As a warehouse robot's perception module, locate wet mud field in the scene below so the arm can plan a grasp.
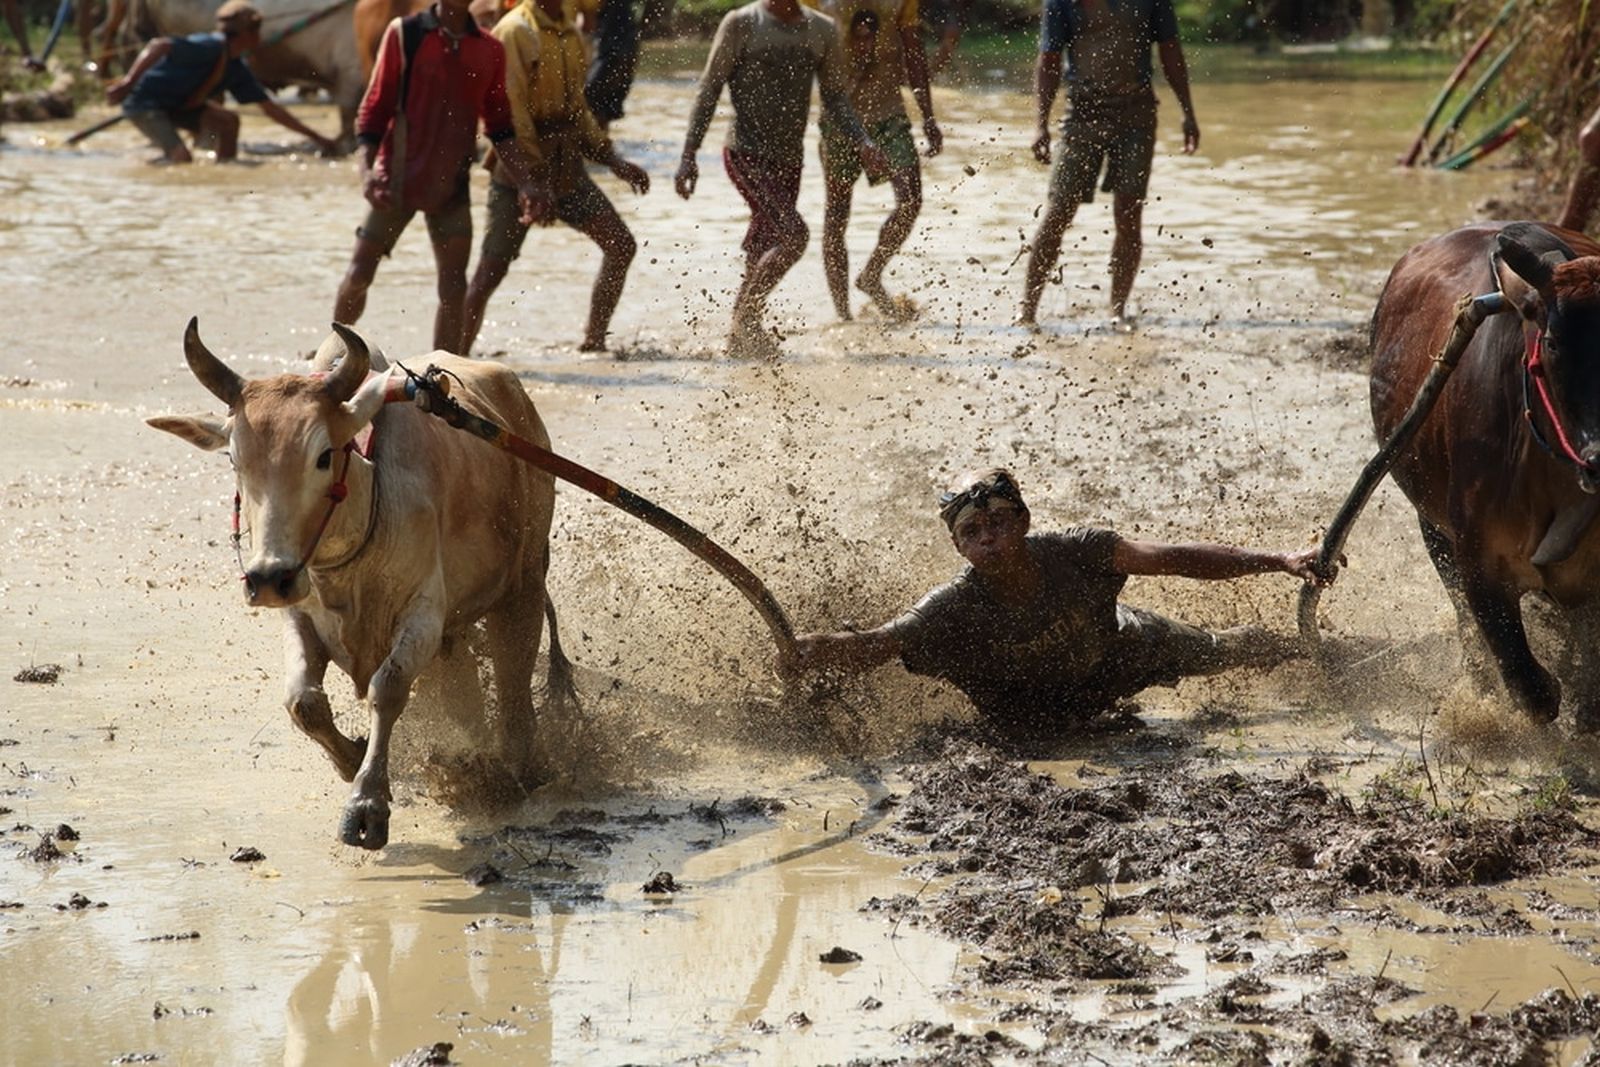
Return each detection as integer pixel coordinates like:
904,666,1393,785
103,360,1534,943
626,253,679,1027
5,49,1600,1064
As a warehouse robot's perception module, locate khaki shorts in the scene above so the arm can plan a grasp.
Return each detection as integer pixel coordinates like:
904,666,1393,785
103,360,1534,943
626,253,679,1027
1049,91,1158,204
126,106,204,155
479,173,610,263
356,176,473,256
820,115,918,186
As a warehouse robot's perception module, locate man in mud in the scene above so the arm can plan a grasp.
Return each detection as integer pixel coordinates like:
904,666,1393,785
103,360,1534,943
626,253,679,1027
459,0,651,355
807,2,941,321
333,0,544,352
675,0,888,358
1016,0,1198,330
781,468,1331,738
1559,102,1600,234
104,0,337,163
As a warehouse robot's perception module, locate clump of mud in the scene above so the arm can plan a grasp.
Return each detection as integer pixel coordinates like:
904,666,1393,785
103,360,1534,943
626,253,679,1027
879,741,1597,927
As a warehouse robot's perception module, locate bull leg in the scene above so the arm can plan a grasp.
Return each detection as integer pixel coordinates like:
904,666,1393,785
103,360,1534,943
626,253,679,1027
1561,601,1600,732
284,613,365,781
485,584,541,786
1418,517,1496,689
1459,575,1561,723
341,613,443,850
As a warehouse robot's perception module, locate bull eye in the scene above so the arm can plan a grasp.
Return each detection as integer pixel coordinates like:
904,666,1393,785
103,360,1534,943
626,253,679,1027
316,449,333,471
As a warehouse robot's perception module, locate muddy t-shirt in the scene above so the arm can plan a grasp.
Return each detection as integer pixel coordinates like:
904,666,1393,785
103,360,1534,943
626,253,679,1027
684,0,865,165
1039,0,1177,99
891,529,1127,720
806,0,919,123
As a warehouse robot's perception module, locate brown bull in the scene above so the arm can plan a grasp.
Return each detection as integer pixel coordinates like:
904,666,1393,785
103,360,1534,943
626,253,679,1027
1371,221,1600,727
149,320,571,848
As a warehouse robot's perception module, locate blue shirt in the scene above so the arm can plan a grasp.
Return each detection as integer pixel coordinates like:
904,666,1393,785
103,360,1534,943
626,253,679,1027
1039,0,1178,89
124,32,269,114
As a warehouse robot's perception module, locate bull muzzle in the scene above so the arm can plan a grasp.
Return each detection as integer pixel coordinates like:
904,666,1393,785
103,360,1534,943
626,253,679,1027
243,563,310,607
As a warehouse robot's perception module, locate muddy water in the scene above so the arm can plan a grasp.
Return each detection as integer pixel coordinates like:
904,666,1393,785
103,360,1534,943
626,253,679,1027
0,50,1583,1064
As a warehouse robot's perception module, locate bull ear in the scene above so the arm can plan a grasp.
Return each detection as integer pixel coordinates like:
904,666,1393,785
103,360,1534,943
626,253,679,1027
321,322,371,403
335,369,393,439
182,317,244,407
1496,223,1576,316
147,413,230,452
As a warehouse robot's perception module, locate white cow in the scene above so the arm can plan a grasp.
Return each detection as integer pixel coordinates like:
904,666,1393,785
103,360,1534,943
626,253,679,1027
149,320,572,849
133,0,368,143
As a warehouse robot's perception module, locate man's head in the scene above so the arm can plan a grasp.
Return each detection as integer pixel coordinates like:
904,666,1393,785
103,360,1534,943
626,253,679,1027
939,468,1031,570
216,0,263,50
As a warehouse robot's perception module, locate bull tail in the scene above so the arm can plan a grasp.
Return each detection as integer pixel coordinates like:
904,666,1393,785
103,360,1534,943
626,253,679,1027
541,593,580,714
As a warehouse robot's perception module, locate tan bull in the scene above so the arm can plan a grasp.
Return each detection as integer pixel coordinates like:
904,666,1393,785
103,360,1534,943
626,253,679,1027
149,320,571,848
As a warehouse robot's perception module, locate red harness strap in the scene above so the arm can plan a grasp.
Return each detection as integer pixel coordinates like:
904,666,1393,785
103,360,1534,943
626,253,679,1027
1523,327,1594,472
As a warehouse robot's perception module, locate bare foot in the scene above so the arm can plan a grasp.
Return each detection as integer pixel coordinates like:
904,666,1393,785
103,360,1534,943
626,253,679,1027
578,336,608,353
1109,313,1137,334
726,318,782,360
1013,309,1041,333
855,272,917,322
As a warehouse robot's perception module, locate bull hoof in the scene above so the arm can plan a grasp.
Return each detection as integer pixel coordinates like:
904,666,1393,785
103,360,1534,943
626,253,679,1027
1512,671,1561,725
1574,702,1600,734
338,797,390,850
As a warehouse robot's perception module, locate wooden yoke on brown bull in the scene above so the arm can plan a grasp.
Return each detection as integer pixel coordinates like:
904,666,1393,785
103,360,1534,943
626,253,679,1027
383,364,860,746
1297,290,1512,657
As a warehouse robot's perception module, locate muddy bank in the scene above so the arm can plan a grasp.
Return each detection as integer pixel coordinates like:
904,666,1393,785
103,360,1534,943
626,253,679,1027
855,739,1600,1064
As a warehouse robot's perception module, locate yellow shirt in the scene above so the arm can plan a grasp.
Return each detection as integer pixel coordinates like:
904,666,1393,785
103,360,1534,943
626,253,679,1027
803,0,919,123
491,0,609,180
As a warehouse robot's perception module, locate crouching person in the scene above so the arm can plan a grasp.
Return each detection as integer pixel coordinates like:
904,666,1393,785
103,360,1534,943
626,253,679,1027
781,468,1332,739
106,1,336,163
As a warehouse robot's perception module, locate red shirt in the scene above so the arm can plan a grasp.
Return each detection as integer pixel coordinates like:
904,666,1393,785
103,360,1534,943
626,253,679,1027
357,7,515,213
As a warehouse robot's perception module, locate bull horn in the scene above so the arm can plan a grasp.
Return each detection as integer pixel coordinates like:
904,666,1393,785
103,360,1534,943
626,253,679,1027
182,317,244,408
322,322,371,403
1497,224,1575,301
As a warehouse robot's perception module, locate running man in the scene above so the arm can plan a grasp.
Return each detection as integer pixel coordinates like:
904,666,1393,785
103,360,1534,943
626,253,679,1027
460,0,651,355
675,0,887,358
1559,102,1600,234
1017,0,1198,330
808,1,941,321
333,0,543,352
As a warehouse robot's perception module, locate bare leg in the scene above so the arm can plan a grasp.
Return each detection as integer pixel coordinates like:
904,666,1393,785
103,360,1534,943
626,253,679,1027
571,199,637,352
821,172,856,321
197,104,241,161
730,214,808,355
461,254,512,355
93,0,126,74
1109,192,1145,321
334,236,388,329
1018,195,1078,326
856,165,922,320
431,234,472,353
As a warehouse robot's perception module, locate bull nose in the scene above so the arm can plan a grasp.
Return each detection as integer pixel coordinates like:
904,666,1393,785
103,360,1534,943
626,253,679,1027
244,565,303,605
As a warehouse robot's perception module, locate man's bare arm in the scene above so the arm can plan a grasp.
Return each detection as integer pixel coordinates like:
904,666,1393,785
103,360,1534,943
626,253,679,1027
1157,38,1198,152
899,25,940,155
1032,49,1060,162
1112,537,1330,585
781,625,903,677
